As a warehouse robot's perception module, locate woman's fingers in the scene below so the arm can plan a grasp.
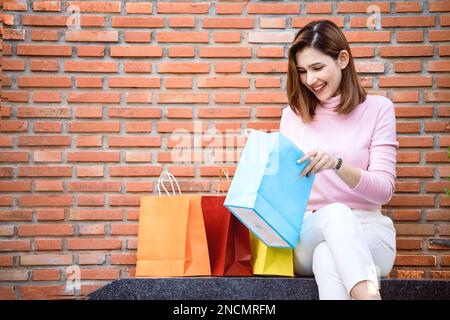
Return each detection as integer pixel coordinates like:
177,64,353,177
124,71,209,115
310,157,330,174
297,150,316,164
299,152,334,177
300,152,320,177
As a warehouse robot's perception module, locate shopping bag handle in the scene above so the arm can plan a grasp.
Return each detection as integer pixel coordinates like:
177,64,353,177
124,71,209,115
216,168,230,195
157,170,181,196
244,128,254,138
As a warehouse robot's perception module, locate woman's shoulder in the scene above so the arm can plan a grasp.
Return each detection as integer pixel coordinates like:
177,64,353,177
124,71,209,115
282,105,298,119
364,94,394,110
363,94,396,125
282,105,294,114
281,106,306,131
282,105,307,123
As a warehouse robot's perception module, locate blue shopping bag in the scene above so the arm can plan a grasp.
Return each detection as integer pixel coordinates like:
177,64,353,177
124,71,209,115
224,130,315,248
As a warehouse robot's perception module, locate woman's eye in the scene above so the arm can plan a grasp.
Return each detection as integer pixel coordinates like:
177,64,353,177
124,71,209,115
297,67,323,73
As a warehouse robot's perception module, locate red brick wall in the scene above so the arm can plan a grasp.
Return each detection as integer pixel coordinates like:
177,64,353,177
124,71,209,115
0,0,449,299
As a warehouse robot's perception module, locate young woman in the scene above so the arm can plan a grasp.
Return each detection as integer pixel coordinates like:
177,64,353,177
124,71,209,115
280,20,398,300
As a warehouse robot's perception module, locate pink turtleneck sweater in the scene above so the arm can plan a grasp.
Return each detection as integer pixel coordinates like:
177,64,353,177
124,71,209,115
280,94,399,210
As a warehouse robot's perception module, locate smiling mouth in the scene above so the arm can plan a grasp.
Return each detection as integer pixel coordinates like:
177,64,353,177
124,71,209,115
313,83,327,92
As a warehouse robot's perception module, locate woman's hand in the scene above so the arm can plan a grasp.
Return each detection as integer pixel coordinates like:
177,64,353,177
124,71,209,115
297,149,338,177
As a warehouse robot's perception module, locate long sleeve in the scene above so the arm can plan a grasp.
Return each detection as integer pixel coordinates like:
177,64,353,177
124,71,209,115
351,102,399,205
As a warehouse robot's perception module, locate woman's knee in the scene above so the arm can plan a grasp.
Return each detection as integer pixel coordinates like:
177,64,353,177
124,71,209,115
321,202,353,217
316,203,357,229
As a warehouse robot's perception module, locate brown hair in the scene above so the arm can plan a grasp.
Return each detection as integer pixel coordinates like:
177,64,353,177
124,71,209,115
287,20,366,123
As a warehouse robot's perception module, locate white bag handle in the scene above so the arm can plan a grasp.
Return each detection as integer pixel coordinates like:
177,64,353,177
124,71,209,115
216,168,230,195
157,170,181,196
244,128,254,138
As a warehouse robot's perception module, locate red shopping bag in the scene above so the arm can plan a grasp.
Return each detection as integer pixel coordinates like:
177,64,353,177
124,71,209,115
201,169,253,276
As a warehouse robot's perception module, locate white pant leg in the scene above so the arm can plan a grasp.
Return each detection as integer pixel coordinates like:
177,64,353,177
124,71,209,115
294,203,396,299
352,209,397,279
312,242,350,300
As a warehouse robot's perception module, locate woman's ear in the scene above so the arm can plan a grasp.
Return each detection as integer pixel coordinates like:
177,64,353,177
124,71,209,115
338,50,350,69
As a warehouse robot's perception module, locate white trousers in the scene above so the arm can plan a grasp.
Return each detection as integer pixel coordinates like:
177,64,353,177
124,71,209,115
294,203,396,300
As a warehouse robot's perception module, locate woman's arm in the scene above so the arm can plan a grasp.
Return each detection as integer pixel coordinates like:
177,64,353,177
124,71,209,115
350,103,399,204
334,160,361,189
299,102,399,205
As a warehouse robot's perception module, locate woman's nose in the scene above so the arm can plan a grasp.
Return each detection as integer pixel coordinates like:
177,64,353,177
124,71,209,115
306,73,317,86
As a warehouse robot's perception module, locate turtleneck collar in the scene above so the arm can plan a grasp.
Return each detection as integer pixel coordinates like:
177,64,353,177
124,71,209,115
317,94,341,114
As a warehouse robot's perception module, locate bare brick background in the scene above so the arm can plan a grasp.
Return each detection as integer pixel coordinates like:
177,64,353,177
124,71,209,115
0,0,449,299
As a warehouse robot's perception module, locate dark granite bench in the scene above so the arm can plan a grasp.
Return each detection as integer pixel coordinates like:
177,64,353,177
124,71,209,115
87,277,450,300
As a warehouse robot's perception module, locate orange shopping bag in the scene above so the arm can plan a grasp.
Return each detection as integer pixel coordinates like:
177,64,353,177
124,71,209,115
136,171,211,277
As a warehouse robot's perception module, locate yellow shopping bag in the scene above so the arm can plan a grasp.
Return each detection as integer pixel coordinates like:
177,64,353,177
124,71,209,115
249,232,294,277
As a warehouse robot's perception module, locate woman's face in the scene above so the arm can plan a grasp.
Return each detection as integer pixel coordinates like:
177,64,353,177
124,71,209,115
295,47,349,101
